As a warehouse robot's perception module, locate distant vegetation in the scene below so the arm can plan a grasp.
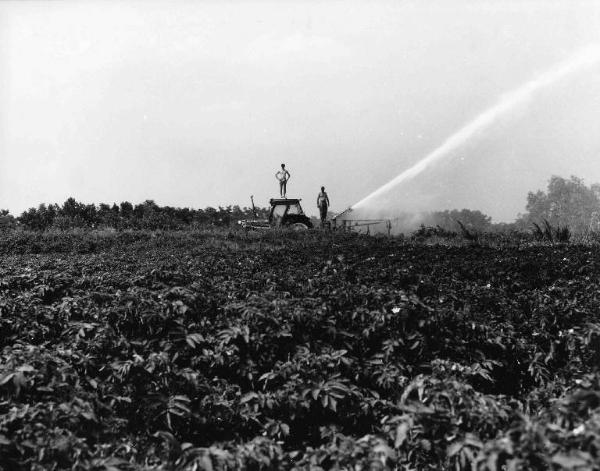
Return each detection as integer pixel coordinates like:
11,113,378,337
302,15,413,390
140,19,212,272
420,209,492,233
0,198,269,231
1,175,599,234
517,175,600,232
415,175,600,237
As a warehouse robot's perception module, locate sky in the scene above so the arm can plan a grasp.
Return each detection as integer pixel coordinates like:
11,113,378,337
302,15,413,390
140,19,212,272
1,0,600,221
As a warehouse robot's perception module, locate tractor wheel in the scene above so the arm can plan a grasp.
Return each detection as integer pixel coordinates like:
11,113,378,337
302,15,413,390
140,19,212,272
282,215,313,230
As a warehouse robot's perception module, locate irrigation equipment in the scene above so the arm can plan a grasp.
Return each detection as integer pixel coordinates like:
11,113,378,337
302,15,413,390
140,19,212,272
332,208,393,235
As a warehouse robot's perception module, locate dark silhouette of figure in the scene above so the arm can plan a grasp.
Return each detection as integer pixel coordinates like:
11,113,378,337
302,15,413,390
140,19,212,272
317,186,330,227
275,164,291,198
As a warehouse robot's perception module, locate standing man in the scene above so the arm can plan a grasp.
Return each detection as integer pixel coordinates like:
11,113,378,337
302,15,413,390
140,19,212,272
317,186,330,228
275,163,291,198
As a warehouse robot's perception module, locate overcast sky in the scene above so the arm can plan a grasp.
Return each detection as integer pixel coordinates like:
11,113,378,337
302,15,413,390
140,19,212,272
2,0,600,220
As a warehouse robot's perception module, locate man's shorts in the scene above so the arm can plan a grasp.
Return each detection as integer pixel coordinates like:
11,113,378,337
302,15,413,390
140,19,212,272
319,204,328,220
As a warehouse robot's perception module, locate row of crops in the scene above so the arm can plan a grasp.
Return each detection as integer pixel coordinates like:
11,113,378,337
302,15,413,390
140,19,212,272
0,230,599,469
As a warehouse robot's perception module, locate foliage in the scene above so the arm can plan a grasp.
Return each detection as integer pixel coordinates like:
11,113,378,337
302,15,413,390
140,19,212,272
532,220,572,244
411,224,457,240
16,198,270,231
1,230,600,469
0,210,16,231
456,220,480,242
519,175,600,232
417,209,492,234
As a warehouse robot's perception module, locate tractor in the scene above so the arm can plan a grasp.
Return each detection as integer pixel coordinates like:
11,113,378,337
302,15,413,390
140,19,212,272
238,197,313,230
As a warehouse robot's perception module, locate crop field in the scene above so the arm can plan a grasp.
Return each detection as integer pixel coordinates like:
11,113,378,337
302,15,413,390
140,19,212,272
1,230,600,470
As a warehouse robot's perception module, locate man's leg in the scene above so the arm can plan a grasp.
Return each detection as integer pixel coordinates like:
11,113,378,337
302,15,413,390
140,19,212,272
282,181,287,197
279,181,284,197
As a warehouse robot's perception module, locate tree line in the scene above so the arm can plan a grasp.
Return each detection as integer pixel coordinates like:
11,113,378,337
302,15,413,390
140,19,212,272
418,175,600,234
1,175,600,232
0,198,269,231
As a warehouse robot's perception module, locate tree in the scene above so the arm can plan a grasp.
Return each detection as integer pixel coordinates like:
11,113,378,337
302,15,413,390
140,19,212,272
519,175,600,232
62,197,82,218
19,208,37,230
82,204,98,226
98,203,119,228
120,201,134,218
423,209,492,232
15,198,270,231
0,209,16,230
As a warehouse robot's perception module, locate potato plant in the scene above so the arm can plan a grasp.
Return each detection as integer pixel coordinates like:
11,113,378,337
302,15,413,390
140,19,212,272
0,230,599,470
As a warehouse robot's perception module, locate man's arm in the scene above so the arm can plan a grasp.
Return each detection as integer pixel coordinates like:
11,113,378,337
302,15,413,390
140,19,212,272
326,194,330,206
285,170,291,180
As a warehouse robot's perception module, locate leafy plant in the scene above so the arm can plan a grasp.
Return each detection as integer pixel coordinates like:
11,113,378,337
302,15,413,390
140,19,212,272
0,229,599,469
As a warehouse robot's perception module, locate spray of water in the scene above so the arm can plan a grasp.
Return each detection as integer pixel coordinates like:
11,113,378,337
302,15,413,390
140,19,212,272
352,45,600,210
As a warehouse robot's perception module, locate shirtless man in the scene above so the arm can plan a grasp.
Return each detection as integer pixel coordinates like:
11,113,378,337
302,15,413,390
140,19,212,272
275,163,291,198
317,186,330,227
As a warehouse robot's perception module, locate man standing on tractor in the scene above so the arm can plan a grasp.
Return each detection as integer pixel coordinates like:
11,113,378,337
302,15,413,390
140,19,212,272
317,186,330,228
275,163,291,198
